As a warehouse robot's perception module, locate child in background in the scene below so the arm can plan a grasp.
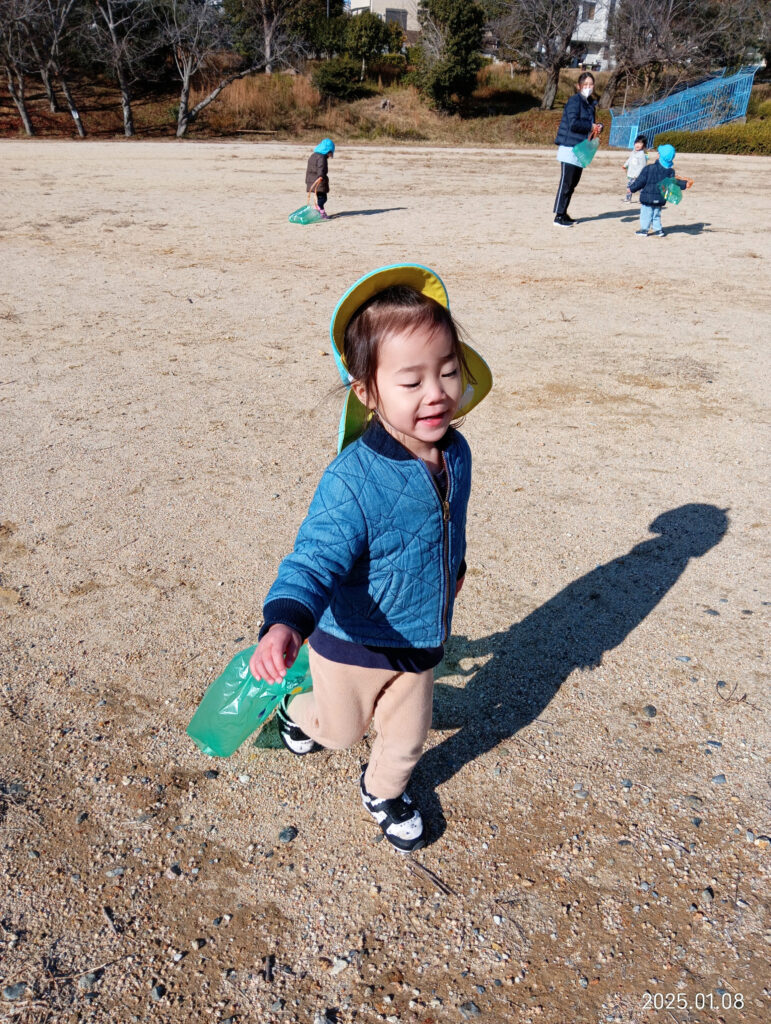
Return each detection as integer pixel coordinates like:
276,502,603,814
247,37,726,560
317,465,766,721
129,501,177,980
622,134,648,202
628,143,694,237
250,264,492,853
305,138,335,219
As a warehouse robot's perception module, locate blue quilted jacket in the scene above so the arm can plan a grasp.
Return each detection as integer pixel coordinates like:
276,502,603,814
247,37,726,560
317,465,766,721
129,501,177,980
261,420,472,648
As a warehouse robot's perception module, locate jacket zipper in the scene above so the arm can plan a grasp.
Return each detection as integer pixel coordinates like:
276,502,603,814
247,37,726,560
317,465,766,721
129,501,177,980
424,452,452,642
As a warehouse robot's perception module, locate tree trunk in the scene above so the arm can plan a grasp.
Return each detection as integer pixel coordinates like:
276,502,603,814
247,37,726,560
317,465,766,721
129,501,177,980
57,70,86,137
182,64,265,135
263,14,273,73
116,63,135,137
6,68,34,136
40,64,59,112
600,68,624,109
541,66,560,110
176,72,191,138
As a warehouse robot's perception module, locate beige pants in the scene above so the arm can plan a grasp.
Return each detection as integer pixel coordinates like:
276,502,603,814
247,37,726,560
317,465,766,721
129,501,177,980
287,647,434,800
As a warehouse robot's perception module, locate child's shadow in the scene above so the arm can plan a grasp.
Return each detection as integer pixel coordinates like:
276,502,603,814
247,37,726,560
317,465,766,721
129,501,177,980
664,222,710,235
330,207,407,219
414,503,728,844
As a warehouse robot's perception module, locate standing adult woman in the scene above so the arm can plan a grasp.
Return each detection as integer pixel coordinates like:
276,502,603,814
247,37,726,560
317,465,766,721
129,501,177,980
553,72,603,227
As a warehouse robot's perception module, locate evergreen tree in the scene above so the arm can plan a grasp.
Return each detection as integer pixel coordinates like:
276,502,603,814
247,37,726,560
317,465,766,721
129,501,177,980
416,0,484,111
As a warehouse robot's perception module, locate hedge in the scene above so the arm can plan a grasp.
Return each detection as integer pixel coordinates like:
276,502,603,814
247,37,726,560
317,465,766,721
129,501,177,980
654,121,771,155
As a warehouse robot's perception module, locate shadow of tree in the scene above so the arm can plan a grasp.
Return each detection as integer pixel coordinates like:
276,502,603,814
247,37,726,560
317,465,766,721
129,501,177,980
414,503,729,844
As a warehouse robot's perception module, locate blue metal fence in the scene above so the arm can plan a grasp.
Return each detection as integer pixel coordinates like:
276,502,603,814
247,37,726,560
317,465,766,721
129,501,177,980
609,65,761,149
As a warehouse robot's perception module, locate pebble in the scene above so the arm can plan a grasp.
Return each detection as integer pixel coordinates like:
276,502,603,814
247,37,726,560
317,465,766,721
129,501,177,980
150,984,166,1001
238,774,250,784
675,656,691,663
700,887,714,906
579,976,589,988
77,972,98,990
621,779,633,789
271,999,285,1010
279,826,298,843
105,866,124,877
459,1002,481,1018
192,938,206,950
204,769,219,779
76,811,88,824
746,830,755,842
711,774,727,785
3,983,27,1001
643,705,657,718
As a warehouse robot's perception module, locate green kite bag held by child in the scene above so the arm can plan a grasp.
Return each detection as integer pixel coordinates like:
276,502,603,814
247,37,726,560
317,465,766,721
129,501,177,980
187,644,312,757
289,179,323,224
659,177,683,204
289,201,322,225
572,137,599,168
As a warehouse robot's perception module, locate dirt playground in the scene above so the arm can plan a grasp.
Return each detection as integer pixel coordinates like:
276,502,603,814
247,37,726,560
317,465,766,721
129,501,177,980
0,141,769,1024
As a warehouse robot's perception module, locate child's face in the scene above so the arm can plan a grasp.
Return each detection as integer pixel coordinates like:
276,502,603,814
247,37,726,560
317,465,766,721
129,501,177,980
352,323,464,461
634,141,644,151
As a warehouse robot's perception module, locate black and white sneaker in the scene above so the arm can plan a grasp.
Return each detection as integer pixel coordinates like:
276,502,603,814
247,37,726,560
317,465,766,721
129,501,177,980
275,697,321,756
359,767,425,853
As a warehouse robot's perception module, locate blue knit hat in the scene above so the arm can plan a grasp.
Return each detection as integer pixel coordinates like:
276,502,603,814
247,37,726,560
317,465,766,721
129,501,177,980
314,138,335,155
658,144,676,168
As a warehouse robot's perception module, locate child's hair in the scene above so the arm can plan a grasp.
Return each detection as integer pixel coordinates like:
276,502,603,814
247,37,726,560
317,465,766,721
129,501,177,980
577,71,595,87
343,285,475,406
635,134,648,147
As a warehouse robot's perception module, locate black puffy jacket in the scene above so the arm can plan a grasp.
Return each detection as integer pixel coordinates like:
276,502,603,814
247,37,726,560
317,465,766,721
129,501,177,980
554,93,596,147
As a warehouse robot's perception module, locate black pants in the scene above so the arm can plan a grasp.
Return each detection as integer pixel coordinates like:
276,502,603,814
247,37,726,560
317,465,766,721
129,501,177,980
553,163,583,216
315,191,327,210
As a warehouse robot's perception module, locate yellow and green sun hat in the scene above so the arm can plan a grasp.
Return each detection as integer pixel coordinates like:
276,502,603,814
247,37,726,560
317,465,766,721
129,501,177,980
330,263,492,452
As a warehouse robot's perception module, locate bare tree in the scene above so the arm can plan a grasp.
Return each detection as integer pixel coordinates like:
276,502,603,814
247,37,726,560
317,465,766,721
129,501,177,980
23,0,86,134
600,0,757,109
158,0,283,138
0,0,37,135
90,0,160,137
494,0,582,109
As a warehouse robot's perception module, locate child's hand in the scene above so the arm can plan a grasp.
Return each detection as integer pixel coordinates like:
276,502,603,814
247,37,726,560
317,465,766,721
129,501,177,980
684,178,694,189
249,625,302,684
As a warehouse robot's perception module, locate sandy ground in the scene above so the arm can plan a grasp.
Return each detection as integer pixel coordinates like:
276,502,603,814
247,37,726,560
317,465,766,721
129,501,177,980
0,141,770,1024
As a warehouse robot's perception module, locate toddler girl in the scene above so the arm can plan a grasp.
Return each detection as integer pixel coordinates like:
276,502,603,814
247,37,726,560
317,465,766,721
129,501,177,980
622,134,648,202
305,138,334,219
250,264,492,852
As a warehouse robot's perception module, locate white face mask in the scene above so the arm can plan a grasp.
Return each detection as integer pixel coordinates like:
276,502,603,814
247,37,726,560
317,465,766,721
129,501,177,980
581,86,593,98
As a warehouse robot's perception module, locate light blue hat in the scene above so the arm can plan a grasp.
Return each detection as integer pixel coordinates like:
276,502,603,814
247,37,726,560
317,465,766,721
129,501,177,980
314,138,335,155
658,143,676,168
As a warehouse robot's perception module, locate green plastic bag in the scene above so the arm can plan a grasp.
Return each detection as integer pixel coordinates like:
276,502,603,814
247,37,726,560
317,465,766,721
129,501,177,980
289,204,322,225
659,177,683,204
187,644,312,757
572,138,599,168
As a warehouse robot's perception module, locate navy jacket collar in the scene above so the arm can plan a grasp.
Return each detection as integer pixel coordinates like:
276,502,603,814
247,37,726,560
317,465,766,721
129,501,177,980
360,417,455,461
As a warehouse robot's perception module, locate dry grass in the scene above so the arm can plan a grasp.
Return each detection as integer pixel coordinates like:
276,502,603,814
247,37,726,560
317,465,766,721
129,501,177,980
190,72,322,134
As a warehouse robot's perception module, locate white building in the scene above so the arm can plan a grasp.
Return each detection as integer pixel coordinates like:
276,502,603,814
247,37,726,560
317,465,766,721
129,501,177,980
349,0,421,35
571,0,615,71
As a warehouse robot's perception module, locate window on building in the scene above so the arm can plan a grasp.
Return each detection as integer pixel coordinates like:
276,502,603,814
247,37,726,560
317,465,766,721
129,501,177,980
581,2,596,20
385,8,408,31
